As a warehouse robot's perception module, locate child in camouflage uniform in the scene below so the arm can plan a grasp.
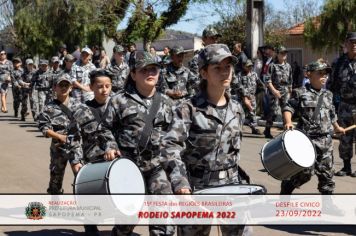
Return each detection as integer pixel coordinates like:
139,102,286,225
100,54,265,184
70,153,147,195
281,60,345,195
38,74,82,194
233,59,264,134
160,44,251,236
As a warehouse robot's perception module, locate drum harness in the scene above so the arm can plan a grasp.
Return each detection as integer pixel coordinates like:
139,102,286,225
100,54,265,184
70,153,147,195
137,92,163,177
307,91,329,138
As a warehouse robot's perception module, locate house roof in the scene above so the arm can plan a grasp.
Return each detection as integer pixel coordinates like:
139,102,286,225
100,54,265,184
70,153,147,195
287,17,320,35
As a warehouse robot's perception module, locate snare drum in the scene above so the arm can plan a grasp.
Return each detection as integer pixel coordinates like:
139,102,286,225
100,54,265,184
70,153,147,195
261,129,316,180
73,158,146,216
194,184,266,195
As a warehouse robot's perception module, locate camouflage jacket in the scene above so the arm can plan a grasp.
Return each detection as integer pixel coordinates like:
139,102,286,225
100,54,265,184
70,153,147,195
283,84,337,135
159,63,198,98
71,60,96,101
99,84,174,172
48,68,63,89
72,99,110,162
265,62,293,90
160,92,245,192
106,61,130,93
11,68,24,88
231,71,263,98
188,50,202,77
31,69,52,90
38,98,82,154
0,60,13,75
327,54,356,102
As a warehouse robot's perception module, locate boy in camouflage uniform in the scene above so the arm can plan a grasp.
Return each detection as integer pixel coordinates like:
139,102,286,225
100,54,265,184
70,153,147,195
20,59,36,121
73,69,114,236
264,46,293,138
232,59,264,134
71,47,96,103
160,44,252,236
0,50,13,113
100,51,175,236
160,45,198,101
281,60,345,195
11,58,24,118
327,32,356,177
31,59,52,121
106,45,130,94
188,26,221,77
38,74,82,194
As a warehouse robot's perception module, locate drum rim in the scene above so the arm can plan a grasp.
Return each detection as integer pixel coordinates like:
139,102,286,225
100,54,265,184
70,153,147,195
193,184,267,195
106,157,147,195
72,159,111,194
260,128,316,180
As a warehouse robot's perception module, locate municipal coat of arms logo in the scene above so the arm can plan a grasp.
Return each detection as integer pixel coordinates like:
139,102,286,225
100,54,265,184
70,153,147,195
25,202,46,220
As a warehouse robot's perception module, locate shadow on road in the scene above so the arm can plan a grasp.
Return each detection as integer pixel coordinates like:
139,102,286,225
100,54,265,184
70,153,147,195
265,225,356,236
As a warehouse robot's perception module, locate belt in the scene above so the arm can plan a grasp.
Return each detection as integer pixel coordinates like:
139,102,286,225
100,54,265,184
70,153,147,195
190,165,238,180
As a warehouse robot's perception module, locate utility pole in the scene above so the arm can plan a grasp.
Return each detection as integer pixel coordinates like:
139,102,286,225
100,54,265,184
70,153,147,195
246,0,264,59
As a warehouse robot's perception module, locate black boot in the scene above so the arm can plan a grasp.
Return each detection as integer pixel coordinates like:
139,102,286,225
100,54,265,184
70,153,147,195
14,110,18,118
263,127,273,139
251,127,262,135
335,160,351,176
20,115,25,121
84,225,99,236
280,181,295,194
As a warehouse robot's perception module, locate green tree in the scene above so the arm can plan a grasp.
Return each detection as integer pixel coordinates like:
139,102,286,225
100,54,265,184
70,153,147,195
13,0,104,57
115,0,191,51
304,0,355,51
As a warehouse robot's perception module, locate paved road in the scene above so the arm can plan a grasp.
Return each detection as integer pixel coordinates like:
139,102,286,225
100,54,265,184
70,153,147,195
0,91,355,235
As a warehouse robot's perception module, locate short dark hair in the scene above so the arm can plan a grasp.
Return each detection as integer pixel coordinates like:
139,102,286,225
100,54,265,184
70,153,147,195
89,69,112,85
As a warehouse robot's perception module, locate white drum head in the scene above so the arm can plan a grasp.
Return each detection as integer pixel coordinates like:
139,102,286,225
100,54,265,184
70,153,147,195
283,130,315,168
195,185,265,194
108,158,145,216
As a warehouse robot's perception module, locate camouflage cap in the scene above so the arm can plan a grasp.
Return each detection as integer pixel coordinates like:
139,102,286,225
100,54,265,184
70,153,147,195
12,57,22,63
306,60,332,73
81,47,93,55
54,73,72,85
170,45,185,55
39,59,49,65
346,32,356,40
129,51,160,70
202,26,222,38
276,45,288,53
244,59,253,67
113,45,125,53
64,54,75,62
25,59,34,65
198,44,237,70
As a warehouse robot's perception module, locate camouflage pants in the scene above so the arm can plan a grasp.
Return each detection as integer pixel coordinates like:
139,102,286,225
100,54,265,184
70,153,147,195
242,96,257,128
281,134,335,194
21,89,31,117
337,102,356,161
12,87,22,114
113,168,175,236
47,142,82,194
265,88,289,127
31,89,47,120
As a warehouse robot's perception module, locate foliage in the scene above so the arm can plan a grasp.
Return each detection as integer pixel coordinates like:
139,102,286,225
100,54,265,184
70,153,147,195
13,0,104,57
304,0,355,51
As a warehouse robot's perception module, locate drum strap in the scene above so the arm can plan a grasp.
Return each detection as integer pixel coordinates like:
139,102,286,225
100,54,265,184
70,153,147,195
53,99,73,119
311,92,324,122
137,92,162,154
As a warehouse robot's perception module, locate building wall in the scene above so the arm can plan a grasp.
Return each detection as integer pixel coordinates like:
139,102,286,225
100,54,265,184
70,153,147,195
284,35,339,66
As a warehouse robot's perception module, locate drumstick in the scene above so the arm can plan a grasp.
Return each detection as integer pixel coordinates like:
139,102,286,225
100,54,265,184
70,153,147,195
344,124,356,132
